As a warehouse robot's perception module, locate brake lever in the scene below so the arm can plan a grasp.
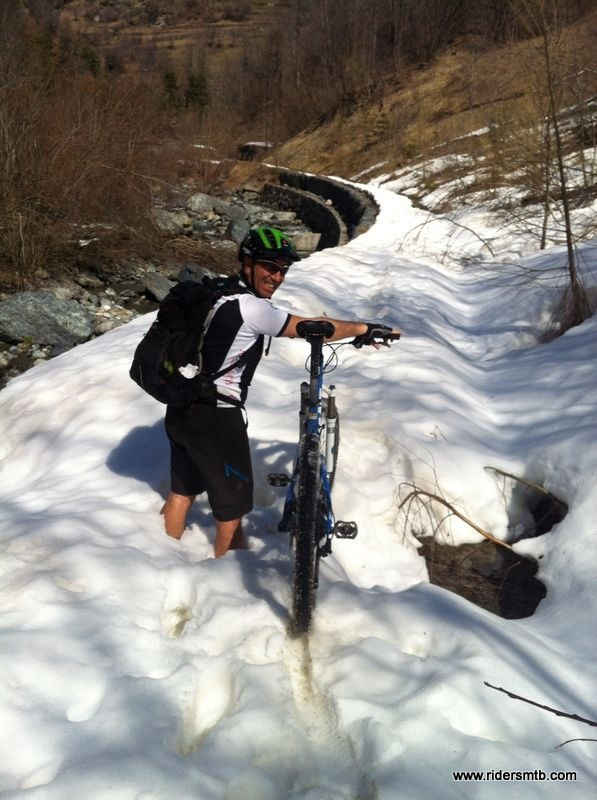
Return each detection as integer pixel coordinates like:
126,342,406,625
374,336,399,348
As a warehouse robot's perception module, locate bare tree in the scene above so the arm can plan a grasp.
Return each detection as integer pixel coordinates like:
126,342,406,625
515,0,591,332
0,14,181,287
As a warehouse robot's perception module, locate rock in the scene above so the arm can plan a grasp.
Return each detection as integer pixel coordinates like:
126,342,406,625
237,202,265,219
237,190,260,203
191,219,212,235
152,208,193,235
143,272,175,302
0,291,94,347
75,273,104,289
271,211,297,222
213,200,247,222
94,318,122,335
292,231,322,253
187,194,247,221
226,219,250,243
85,293,101,308
176,264,217,283
187,192,216,216
113,308,134,321
50,286,76,301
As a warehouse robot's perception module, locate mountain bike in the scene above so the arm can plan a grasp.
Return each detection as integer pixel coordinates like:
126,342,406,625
268,321,400,634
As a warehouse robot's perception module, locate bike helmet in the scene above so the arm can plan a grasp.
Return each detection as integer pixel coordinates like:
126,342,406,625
238,226,300,264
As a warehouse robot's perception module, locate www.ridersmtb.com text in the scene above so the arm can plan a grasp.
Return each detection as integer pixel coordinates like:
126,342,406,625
453,769,577,782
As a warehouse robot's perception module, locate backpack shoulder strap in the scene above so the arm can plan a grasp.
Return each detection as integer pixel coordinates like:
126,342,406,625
157,280,217,330
204,274,252,298
199,275,254,384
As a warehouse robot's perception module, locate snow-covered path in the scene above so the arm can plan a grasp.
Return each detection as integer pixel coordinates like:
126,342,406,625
1,186,596,799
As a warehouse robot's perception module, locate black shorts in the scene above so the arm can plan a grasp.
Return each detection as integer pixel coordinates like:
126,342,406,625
164,404,253,522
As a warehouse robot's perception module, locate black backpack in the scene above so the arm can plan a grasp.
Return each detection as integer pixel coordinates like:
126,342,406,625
129,276,249,407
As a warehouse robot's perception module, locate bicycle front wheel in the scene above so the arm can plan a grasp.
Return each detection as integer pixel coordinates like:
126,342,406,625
291,432,320,634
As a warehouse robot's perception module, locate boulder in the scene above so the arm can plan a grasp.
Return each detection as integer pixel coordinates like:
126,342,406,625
176,264,217,284
292,231,322,253
153,208,193,235
226,219,250,243
271,211,297,222
213,200,247,222
143,272,175,302
187,192,216,216
0,291,94,347
94,318,122,335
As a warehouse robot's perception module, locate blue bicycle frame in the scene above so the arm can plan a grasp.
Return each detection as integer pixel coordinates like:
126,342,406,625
276,320,346,563
269,320,396,632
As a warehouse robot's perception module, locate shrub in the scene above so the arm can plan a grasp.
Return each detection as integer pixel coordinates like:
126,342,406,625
0,19,178,286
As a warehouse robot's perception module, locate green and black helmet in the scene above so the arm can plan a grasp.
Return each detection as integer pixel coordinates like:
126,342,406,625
238,227,300,264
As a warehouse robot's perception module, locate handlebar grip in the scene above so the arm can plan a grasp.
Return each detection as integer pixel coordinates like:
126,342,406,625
352,326,400,348
296,320,336,339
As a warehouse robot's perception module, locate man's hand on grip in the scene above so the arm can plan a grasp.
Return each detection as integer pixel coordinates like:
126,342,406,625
352,322,399,349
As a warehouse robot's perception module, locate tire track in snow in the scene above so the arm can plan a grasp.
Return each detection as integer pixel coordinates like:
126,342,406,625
283,632,377,800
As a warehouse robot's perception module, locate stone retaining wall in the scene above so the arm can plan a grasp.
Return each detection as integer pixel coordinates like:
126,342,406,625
279,171,379,239
259,183,345,251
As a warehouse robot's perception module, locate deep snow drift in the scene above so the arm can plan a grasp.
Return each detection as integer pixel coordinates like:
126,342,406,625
1,181,596,799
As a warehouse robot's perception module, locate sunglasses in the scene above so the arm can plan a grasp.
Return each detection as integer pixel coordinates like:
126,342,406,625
256,260,291,277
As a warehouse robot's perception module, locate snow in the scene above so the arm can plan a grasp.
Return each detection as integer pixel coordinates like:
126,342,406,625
1,173,596,799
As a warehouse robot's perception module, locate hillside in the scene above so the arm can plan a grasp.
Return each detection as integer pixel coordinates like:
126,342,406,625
263,9,597,183
54,0,283,101
3,2,595,293
28,2,597,174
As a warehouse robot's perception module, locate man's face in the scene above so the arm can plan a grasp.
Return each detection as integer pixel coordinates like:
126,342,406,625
244,258,290,299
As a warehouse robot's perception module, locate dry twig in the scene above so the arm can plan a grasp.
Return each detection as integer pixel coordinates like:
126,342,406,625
399,483,512,550
555,738,597,749
484,682,597,728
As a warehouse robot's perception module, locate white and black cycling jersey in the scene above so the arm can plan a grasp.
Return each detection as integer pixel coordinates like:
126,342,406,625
202,291,290,406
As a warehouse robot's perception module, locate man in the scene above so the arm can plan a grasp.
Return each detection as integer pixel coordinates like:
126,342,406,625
162,227,397,556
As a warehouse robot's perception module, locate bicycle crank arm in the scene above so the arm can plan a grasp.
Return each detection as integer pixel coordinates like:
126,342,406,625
333,521,358,539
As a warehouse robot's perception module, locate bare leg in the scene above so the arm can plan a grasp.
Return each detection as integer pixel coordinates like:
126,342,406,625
161,492,196,539
214,518,248,558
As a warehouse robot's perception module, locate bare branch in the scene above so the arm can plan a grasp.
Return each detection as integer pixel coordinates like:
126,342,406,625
484,466,568,512
399,483,512,550
555,738,597,749
484,682,597,727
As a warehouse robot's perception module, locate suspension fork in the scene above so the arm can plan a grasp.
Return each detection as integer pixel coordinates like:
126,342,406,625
324,385,337,476
305,334,336,479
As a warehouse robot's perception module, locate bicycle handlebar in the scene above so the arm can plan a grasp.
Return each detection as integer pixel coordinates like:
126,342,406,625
295,320,400,347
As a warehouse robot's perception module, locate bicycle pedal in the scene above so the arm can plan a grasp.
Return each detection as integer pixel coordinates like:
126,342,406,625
333,521,358,539
268,473,290,487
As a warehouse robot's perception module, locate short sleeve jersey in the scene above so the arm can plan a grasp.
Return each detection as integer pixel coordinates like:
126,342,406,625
202,290,290,406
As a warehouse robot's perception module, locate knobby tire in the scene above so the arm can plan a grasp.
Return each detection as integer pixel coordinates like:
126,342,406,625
291,433,320,634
